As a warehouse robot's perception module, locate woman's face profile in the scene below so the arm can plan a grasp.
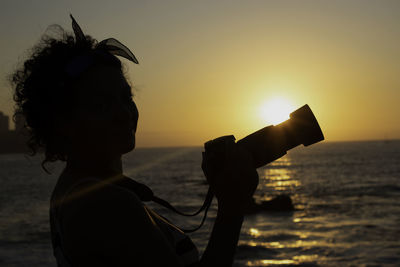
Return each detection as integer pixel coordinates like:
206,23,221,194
70,63,138,156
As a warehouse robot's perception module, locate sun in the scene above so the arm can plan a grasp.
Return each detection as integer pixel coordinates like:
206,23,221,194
260,97,295,125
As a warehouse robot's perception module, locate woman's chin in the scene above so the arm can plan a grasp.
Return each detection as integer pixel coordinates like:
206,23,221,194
122,137,135,154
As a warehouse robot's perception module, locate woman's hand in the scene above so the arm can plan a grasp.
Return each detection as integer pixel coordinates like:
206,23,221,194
202,136,259,216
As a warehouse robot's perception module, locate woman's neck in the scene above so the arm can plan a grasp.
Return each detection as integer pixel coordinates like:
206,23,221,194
66,154,123,177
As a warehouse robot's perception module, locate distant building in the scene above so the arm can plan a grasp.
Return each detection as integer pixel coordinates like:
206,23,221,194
0,112,8,133
0,111,28,153
14,113,25,134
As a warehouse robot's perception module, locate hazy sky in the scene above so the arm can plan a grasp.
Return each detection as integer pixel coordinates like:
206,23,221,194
1,0,400,147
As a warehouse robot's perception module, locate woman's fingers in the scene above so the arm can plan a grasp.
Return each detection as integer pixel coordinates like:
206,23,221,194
202,141,259,213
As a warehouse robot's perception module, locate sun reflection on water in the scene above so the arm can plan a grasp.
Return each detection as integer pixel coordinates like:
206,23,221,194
247,259,296,266
246,254,321,266
241,239,326,250
249,228,260,238
259,156,301,195
241,155,323,267
292,254,319,261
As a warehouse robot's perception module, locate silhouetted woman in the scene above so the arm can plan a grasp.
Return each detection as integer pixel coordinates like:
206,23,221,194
11,15,258,267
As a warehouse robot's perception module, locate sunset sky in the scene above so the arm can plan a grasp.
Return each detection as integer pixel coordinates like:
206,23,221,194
1,0,399,147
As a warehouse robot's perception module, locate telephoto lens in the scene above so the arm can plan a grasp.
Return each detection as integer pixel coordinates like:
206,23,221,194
236,104,324,168
204,105,324,169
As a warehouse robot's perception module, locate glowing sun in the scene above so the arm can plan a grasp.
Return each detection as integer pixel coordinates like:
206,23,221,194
260,97,295,125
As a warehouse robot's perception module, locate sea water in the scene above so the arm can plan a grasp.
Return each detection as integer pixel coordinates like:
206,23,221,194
0,141,399,266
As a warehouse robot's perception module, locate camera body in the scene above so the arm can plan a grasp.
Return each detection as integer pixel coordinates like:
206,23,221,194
204,104,324,168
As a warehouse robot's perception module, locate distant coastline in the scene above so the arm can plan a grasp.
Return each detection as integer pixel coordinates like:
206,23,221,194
0,111,28,154
1,108,398,154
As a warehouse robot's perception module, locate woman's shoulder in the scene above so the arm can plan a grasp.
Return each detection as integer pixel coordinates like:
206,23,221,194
59,175,151,243
58,175,185,266
60,175,144,216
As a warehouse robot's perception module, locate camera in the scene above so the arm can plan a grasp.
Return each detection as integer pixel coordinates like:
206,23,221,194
204,104,324,168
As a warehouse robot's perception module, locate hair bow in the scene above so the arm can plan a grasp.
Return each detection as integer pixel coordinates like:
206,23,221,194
70,14,138,64
65,15,139,78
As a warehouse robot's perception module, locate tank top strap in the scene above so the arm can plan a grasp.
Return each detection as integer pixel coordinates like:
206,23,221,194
145,207,199,266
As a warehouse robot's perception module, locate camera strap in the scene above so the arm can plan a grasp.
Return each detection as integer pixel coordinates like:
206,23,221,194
120,176,213,233
152,189,213,233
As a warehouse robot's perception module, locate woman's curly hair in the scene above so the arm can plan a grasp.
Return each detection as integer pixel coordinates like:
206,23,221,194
10,25,121,171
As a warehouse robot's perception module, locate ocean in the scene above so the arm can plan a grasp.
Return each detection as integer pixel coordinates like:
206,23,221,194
0,141,399,266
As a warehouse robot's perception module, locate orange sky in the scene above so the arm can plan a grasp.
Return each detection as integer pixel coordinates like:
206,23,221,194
1,0,400,147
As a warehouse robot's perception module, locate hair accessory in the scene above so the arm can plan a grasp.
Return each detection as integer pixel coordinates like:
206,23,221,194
70,14,86,44
97,38,139,64
65,14,139,78
70,14,138,64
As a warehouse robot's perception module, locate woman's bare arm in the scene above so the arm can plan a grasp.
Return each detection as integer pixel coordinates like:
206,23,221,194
196,140,259,267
